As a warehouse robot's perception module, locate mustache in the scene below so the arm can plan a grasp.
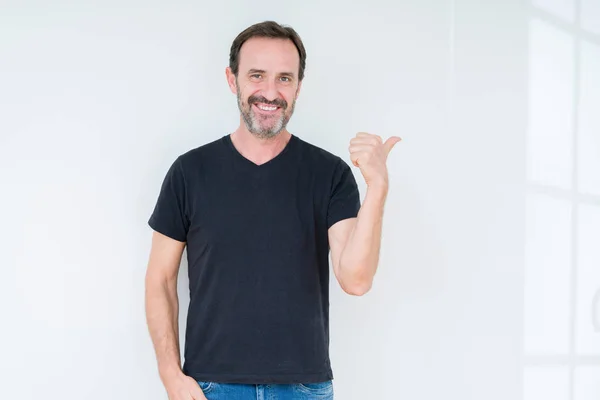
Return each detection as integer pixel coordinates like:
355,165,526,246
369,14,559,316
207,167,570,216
248,95,287,109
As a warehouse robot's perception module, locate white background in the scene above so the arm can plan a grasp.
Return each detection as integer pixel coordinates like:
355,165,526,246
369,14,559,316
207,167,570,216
1,0,599,399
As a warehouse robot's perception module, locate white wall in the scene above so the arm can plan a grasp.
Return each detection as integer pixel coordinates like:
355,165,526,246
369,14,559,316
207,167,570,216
1,1,599,399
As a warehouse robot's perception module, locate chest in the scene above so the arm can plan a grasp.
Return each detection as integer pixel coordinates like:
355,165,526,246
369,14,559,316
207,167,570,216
186,167,329,251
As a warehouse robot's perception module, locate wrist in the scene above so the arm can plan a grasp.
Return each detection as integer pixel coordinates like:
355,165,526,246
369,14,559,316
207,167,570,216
159,363,184,383
366,180,389,197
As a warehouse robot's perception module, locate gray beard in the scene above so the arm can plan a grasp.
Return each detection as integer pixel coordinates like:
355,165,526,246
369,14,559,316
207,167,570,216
236,89,296,140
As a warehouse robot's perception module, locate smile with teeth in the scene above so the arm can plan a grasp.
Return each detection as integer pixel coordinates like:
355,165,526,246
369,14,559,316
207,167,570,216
254,103,280,112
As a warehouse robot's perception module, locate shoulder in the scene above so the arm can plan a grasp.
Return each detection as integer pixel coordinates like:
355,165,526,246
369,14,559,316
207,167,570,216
173,135,229,171
294,137,355,187
294,135,348,170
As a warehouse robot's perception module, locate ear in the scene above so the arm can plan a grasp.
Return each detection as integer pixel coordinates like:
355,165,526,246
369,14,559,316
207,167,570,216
225,67,237,94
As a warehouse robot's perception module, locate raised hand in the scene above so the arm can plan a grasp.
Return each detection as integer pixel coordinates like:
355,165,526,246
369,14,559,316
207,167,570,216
348,132,401,187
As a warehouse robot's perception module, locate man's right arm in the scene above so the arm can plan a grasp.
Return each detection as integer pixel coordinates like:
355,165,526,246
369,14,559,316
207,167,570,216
145,230,205,400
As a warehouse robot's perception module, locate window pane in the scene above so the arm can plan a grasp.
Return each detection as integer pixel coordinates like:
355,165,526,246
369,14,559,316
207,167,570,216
576,203,600,355
577,41,600,196
574,366,600,400
581,0,600,35
524,366,570,400
533,0,575,22
527,19,574,189
524,193,572,354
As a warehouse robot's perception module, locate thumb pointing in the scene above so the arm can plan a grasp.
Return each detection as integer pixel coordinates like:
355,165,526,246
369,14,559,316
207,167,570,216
383,136,402,154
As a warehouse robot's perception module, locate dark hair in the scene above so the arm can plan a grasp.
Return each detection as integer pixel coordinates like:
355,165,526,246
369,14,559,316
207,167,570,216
229,21,307,81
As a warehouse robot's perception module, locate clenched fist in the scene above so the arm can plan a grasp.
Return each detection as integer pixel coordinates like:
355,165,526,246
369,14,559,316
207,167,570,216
348,132,401,187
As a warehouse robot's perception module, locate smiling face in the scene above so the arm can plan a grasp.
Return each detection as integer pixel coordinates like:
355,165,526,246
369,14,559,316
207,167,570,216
227,37,302,139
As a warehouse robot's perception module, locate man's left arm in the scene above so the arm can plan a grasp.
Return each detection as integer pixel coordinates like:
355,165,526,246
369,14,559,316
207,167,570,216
329,132,401,296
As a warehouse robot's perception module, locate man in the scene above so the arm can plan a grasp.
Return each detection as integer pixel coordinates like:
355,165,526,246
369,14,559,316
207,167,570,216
145,20,400,400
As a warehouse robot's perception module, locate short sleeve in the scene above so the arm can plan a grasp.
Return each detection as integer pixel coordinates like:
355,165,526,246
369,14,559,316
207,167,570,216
327,159,361,229
148,156,190,242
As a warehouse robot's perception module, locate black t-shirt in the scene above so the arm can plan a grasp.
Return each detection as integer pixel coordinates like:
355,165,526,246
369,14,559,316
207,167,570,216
148,134,360,384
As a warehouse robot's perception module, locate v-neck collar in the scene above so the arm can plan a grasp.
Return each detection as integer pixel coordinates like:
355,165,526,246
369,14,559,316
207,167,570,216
224,134,297,168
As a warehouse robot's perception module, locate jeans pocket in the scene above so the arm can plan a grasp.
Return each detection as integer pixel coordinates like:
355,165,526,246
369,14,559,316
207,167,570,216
197,381,215,394
296,380,334,396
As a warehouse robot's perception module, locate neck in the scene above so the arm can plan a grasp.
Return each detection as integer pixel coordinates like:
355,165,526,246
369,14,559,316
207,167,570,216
230,123,292,166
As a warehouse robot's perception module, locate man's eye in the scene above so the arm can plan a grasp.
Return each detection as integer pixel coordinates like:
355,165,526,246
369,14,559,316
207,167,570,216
280,77,290,82
251,74,262,79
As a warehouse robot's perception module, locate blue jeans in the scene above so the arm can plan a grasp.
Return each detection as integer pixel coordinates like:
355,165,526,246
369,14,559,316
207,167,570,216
197,380,334,399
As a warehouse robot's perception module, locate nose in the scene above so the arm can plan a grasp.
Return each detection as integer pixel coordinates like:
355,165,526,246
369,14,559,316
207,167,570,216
261,78,279,102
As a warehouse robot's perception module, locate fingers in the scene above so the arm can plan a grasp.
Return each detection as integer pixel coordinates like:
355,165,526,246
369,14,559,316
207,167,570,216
350,134,401,154
189,379,207,399
349,133,401,168
191,387,206,400
349,150,373,167
356,132,382,143
348,144,375,153
351,134,381,147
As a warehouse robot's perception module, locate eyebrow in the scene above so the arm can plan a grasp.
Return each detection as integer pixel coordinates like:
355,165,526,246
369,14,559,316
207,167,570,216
248,69,296,77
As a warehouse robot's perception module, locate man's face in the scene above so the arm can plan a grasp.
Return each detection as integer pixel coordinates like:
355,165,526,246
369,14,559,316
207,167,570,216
228,37,302,139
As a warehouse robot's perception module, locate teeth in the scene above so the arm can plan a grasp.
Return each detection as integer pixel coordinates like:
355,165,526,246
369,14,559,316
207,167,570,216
257,104,277,111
